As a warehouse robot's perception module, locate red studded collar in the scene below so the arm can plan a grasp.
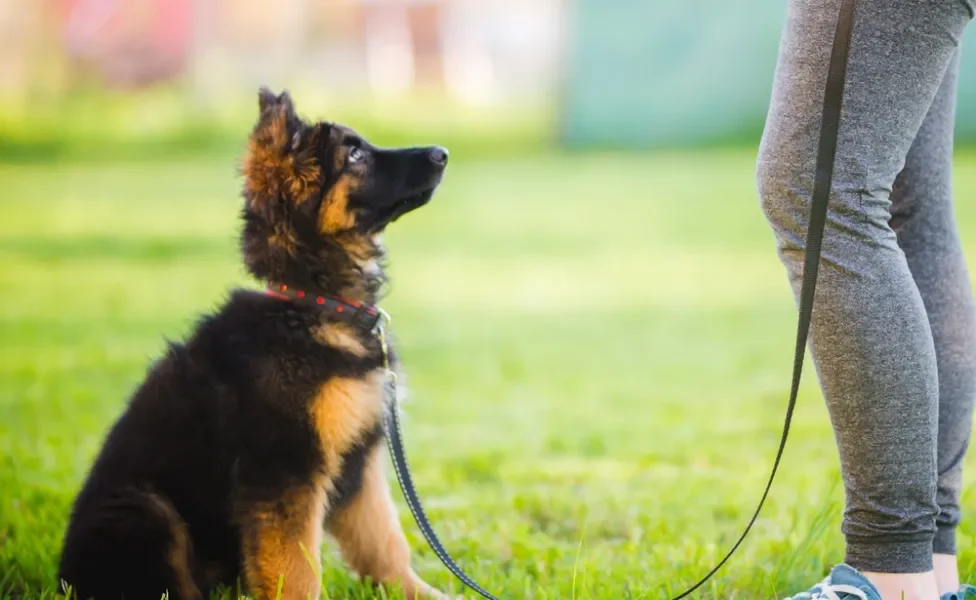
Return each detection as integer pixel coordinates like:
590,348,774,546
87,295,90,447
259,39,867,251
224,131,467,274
265,282,382,332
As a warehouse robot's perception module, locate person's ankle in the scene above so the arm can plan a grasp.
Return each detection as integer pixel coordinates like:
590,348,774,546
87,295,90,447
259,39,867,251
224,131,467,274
933,554,960,596
861,570,940,600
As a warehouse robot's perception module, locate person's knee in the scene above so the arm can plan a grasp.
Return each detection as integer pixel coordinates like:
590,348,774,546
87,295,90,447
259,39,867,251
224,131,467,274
757,142,890,247
756,143,813,244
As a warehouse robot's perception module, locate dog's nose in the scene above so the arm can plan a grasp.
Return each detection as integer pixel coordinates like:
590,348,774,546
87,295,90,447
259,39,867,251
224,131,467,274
428,146,449,166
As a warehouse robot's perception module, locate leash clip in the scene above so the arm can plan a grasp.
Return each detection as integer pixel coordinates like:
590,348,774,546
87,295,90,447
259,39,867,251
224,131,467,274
375,307,399,396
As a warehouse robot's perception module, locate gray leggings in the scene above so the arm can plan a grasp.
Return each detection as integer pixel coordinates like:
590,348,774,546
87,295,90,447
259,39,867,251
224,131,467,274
758,0,976,573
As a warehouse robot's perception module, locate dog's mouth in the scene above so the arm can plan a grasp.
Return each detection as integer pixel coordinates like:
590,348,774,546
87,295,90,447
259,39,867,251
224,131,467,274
369,186,437,231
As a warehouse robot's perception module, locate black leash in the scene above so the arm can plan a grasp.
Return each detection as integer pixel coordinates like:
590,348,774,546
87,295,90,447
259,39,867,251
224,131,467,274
382,1,856,596
379,319,503,600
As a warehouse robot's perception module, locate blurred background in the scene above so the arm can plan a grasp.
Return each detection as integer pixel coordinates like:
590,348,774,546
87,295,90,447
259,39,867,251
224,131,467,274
1,0,562,159
6,0,976,158
3,1,976,598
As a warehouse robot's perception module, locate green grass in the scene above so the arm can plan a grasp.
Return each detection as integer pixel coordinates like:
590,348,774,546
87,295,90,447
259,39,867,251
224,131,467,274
2,148,976,599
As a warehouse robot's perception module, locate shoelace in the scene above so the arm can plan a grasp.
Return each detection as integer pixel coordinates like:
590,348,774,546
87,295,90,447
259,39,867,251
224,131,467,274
793,578,869,600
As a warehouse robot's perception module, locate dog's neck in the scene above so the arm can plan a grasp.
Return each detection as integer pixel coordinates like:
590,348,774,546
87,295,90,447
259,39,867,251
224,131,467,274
243,223,387,306
290,234,386,305
332,237,386,305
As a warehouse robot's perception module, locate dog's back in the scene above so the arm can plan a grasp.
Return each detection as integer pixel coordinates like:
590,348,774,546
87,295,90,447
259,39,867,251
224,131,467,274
58,304,244,600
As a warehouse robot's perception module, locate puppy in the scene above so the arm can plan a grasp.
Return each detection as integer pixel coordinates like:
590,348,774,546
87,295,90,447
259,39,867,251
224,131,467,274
57,88,452,600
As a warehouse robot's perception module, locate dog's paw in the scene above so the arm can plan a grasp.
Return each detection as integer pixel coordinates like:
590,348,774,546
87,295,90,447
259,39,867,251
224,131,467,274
417,585,462,600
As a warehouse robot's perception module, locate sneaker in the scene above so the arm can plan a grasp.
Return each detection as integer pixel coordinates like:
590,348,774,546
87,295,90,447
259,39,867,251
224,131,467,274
942,585,976,600
786,564,881,600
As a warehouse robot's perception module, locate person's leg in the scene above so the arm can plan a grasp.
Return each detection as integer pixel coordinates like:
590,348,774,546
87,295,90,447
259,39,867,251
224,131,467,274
889,49,976,595
757,0,973,598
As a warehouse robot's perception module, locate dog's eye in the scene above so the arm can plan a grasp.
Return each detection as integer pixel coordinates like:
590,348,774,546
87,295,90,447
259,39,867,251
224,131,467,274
348,147,365,164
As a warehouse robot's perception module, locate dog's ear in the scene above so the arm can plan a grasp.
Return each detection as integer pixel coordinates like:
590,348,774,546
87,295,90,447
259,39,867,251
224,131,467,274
258,87,296,118
258,87,276,113
244,90,321,217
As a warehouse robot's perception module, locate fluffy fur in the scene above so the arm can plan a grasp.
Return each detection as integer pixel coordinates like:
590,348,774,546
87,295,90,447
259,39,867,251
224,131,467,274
57,88,451,600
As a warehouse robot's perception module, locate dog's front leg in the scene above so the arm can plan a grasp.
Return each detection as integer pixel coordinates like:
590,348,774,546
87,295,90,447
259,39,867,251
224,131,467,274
327,445,453,599
239,483,326,600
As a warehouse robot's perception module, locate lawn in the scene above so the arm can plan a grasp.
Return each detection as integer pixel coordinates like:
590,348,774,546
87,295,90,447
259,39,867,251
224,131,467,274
1,148,975,599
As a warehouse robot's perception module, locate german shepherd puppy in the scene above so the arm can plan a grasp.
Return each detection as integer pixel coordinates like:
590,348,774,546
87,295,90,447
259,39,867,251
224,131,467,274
57,88,452,600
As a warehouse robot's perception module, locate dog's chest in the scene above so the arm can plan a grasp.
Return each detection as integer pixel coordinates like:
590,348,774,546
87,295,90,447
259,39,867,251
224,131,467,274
308,370,386,458
309,369,391,511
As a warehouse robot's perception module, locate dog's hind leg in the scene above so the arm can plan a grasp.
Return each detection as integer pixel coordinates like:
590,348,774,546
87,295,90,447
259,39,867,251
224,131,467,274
327,445,450,600
144,492,204,600
58,489,202,600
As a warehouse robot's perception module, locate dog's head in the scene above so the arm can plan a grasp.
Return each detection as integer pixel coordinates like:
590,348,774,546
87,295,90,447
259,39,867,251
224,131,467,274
240,88,447,299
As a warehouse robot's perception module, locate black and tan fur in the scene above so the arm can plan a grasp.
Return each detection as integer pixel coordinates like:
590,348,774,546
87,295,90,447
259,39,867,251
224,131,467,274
57,88,451,600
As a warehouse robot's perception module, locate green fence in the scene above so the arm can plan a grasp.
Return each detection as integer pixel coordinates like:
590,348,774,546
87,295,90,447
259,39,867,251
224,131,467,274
560,0,976,148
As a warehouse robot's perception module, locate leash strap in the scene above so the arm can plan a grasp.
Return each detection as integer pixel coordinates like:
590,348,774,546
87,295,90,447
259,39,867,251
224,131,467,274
384,1,856,597
385,388,502,600
669,1,855,595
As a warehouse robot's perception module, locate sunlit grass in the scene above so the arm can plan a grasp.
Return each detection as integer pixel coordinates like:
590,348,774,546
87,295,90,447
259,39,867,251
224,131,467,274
1,149,975,599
